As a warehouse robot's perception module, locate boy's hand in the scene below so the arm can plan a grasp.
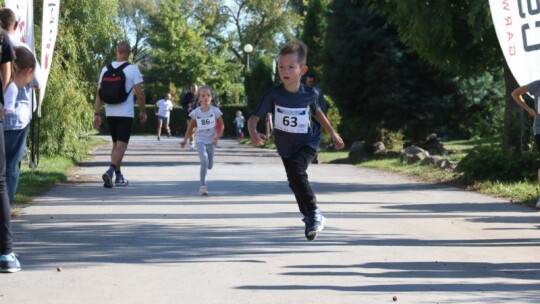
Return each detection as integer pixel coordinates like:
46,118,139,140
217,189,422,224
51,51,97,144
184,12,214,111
212,136,219,145
332,132,345,150
250,132,266,147
180,140,186,148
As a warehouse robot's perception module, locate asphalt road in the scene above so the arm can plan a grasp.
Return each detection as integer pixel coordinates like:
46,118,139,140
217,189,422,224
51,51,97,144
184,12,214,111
2,136,540,304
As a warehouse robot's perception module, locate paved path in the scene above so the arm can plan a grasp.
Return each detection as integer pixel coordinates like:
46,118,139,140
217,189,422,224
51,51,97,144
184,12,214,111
2,136,540,303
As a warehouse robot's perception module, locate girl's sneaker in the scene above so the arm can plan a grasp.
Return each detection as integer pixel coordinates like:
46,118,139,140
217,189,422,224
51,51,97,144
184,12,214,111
199,186,208,196
0,253,21,273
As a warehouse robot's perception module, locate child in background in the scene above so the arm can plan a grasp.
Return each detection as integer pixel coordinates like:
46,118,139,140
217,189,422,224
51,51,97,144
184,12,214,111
154,93,173,140
247,41,344,241
234,110,245,140
180,85,224,195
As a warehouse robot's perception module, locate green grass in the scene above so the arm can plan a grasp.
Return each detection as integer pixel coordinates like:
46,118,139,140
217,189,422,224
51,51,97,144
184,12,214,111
13,136,105,207
317,139,539,208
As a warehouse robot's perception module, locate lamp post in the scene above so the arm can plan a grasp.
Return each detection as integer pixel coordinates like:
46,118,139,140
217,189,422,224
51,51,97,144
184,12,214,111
243,44,253,105
243,43,253,70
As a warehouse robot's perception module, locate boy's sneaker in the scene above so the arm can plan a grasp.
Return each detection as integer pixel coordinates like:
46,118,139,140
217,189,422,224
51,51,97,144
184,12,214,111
199,185,208,196
0,253,21,273
102,169,114,188
115,174,129,187
302,209,326,241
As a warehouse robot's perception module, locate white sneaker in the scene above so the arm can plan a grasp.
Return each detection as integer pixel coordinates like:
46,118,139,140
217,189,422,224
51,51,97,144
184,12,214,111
536,197,540,209
199,186,208,196
190,143,195,150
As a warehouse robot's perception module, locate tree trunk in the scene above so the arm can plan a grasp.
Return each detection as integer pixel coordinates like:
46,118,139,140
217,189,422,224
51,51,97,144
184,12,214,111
503,63,523,155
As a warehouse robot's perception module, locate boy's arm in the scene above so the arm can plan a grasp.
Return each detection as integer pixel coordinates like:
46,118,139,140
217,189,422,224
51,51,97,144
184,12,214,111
314,108,345,149
180,119,197,148
511,86,537,117
248,115,266,146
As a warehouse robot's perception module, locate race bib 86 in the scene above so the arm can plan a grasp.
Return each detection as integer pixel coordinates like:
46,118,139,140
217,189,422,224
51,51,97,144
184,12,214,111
196,114,216,130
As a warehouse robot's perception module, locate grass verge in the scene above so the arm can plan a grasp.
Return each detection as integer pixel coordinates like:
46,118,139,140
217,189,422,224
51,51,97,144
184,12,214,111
11,136,106,216
318,140,538,208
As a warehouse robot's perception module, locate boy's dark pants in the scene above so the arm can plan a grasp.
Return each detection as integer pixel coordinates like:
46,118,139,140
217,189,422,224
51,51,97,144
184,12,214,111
282,146,318,216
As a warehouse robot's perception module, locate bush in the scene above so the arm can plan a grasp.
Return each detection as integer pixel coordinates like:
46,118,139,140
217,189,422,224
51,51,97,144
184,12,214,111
98,104,250,138
321,95,342,148
457,145,540,181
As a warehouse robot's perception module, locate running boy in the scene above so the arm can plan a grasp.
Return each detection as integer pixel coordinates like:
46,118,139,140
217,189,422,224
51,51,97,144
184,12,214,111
247,41,344,241
180,85,224,195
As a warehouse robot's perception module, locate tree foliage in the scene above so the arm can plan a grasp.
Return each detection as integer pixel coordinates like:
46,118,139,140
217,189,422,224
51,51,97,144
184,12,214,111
301,0,327,76
367,0,502,75
367,0,521,154
323,0,504,143
30,0,121,156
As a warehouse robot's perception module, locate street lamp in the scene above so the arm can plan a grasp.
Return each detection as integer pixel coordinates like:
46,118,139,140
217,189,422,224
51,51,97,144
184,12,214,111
243,44,253,105
244,44,253,70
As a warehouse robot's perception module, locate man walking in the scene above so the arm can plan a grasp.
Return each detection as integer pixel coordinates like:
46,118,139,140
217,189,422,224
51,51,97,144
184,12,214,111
93,41,146,188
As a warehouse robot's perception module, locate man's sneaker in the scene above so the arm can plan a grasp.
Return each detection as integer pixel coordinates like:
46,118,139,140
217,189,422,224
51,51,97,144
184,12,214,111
302,209,326,241
199,185,208,196
535,197,540,209
115,174,129,187
167,132,171,138
0,253,21,273
102,169,114,188
157,136,161,141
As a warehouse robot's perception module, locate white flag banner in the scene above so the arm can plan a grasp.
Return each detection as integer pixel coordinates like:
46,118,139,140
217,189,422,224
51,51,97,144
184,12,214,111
490,0,540,86
5,0,35,52
39,0,60,115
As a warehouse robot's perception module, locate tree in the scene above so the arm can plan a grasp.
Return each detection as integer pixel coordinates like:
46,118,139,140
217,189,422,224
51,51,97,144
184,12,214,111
301,0,327,76
118,0,155,63
245,55,274,108
367,0,521,154
144,0,209,101
323,0,503,143
31,0,121,156
222,0,302,63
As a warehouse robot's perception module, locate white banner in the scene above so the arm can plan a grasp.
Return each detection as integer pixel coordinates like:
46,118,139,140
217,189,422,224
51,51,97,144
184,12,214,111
39,0,60,115
5,0,35,53
490,0,540,86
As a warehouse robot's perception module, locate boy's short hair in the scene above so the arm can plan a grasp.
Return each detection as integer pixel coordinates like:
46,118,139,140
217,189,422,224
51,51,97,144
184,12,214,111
279,41,308,65
0,8,17,31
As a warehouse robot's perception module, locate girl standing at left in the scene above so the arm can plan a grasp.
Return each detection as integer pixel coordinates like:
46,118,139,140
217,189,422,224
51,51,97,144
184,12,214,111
1,45,35,273
180,85,224,195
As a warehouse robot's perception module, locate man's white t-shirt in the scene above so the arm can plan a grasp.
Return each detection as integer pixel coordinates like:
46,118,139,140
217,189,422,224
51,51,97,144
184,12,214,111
156,99,173,118
98,61,143,118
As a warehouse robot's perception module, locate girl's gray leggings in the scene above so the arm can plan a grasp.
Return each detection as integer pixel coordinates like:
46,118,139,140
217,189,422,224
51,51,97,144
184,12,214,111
196,143,214,186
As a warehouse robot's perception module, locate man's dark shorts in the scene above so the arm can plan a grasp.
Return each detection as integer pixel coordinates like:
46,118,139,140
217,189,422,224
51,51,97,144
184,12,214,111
107,116,133,143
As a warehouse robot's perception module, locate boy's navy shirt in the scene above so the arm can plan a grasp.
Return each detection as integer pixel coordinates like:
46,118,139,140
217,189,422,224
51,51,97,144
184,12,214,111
251,83,322,158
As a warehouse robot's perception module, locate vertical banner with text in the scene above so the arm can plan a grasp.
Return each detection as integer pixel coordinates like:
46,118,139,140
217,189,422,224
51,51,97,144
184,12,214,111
5,0,35,52
39,0,60,116
490,0,540,86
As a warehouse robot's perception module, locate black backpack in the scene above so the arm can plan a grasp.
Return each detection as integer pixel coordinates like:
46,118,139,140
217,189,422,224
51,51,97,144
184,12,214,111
99,62,132,104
